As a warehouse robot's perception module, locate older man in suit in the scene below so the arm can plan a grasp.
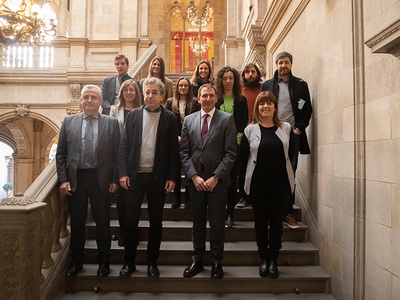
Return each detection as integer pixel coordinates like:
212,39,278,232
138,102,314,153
101,54,142,115
118,77,179,278
180,83,237,279
56,84,120,278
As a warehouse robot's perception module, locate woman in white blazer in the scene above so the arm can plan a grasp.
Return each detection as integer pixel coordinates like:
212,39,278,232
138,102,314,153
239,91,295,278
110,79,142,246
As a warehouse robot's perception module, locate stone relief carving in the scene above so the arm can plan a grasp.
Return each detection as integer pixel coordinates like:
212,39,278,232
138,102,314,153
15,103,30,116
0,194,37,206
67,84,82,115
33,120,44,132
254,45,266,78
3,232,20,298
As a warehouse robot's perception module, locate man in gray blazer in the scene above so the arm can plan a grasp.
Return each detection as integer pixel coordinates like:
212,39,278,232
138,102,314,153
180,83,237,279
101,54,142,115
56,84,120,278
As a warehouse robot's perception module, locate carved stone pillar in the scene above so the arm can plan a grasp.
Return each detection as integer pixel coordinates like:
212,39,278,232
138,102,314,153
0,195,46,300
33,120,44,180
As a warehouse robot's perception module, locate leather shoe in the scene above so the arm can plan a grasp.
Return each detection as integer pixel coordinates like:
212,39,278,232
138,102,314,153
97,261,110,277
171,200,181,209
225,215,235,228
183,261,204,277
210,263,223,279
268,260,278,278
66,261,83,277
259,259,268,278
119,263,136,277
148,263,160,278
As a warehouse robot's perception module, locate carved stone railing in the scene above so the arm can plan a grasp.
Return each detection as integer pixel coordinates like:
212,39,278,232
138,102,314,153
128,43,158,80
0,159,69,300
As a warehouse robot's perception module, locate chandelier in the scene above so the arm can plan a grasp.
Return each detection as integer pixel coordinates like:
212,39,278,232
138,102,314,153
189,35,209,53
0,0,57,47
186,1,213,28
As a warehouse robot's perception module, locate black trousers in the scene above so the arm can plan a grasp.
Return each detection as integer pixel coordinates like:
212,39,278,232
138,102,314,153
188,183,227,263
67,169,111,263
124,173,166,264
250,188,290,260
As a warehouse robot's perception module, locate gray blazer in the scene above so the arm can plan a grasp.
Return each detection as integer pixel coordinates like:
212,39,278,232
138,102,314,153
180,109,237,185
56,113,120,193
242,122,295,195
110,106,126,137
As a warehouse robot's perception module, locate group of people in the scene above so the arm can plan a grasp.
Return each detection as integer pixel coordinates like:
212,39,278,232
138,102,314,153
56,51,312,280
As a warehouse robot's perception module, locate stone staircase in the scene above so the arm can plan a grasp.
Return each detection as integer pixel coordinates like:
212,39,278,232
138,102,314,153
63,183,331,296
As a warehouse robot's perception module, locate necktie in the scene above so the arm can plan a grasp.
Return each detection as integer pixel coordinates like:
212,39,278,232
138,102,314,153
201,114,209,144
84,116,94,167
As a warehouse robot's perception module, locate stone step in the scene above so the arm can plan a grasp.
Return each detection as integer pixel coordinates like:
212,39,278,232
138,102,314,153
110,203,303,222
65,264,330,294
83,240,319,266
86,220,308,242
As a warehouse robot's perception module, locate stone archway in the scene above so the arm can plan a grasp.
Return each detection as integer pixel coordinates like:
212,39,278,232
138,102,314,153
0,114,59,194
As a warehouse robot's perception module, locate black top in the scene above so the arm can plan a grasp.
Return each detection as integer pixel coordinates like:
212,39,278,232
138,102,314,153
251,125,290,192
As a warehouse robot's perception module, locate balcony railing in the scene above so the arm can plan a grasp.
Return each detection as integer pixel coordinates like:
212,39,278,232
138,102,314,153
1,45,54,69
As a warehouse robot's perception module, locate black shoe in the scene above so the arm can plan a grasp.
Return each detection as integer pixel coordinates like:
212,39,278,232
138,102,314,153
225,215,236,228
119,263,136,277
183,261,204,277
259,259,268,278
184,202,190,209
97,261,110,277
118,233,125,247
210,263,224,279
148,263,160,278
268,260,278,278
171,200,181,209
66,261,83,277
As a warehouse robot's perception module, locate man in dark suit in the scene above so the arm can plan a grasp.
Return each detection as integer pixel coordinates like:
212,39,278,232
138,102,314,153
101,54,142,115
180,83,237,279
118,77,179,278
56,84,120,277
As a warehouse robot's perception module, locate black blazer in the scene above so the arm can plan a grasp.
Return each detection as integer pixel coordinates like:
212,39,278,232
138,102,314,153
261,70,312,154
118,106,180,184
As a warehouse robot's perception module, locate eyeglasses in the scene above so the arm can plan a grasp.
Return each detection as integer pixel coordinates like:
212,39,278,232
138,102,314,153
145,90,162,96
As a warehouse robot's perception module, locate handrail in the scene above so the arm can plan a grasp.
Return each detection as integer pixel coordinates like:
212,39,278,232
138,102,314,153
128,43,158,80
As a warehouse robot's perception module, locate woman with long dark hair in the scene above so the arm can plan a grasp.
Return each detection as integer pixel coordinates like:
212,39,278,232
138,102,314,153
166,77,199,208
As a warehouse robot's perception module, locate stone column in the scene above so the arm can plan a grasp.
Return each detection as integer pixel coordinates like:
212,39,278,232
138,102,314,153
33,120,44,181
0,195,46,300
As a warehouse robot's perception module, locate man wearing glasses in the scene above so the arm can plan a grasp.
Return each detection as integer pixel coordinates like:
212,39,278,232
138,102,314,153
117,77,179,278
180,83,237,279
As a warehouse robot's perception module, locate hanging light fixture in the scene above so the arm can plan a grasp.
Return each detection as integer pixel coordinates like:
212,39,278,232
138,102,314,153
0,0,57,47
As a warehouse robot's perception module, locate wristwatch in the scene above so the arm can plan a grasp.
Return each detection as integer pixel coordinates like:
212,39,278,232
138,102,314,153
213,174,219,181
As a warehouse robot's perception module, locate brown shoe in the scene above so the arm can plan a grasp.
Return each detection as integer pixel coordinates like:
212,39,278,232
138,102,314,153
283,213,300,229
183,261,204,277
210,263,223,279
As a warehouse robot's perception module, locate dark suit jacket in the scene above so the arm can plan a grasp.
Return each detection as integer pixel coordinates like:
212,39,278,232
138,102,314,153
118,106,179,184
101,75,142,115
180,109,237,186
56,113,120,194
